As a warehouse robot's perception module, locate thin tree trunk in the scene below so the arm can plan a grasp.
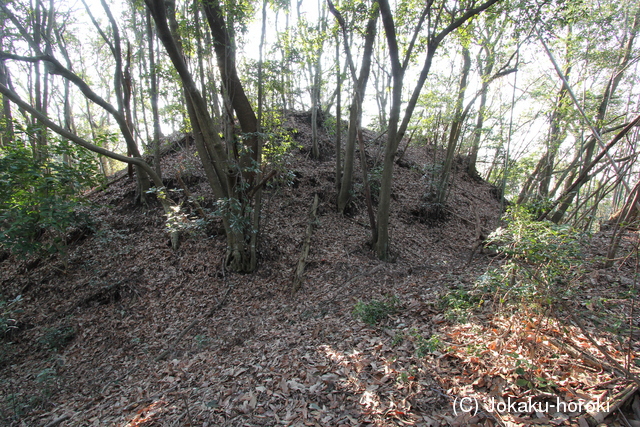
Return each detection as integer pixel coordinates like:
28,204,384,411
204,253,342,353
436,47,471,205
335,29,342,192
310,52,322,159
251,0,268,272
147,9,162,179
375,0,501,260
550,9,640,223
202,0,259,181
0,35,14,146
329,0,378,213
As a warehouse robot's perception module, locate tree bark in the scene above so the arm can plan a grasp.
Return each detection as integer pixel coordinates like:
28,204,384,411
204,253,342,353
146,9,163,179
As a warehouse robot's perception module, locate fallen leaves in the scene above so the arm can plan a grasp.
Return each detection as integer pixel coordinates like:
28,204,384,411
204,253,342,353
1,114,639,427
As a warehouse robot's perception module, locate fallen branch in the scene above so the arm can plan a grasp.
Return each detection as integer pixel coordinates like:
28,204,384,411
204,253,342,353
291,193,319,293
44,414,71,427
560,301,640,387
85,172,128,196
585,383,637,426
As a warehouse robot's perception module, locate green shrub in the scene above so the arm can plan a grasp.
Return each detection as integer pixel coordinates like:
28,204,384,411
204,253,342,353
485,205,587,305
0,125,102,256
38,326,75,351
439,286,485,322
353,295,400,325
411,330,442,357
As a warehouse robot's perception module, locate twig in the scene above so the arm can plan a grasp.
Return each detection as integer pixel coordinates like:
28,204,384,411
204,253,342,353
181,393,194,426
44,414,71,427
559,301,640,387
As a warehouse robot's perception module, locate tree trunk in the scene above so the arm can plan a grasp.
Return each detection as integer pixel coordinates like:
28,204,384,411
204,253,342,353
147,0,261,272
310,52,322,159
202,0,259,182
518,72,570,204
335,30,342,192
467,42,496,177
550,9,640,223
147,9,163,179
435,47,471,205
374,0,501,260
330,0,378,213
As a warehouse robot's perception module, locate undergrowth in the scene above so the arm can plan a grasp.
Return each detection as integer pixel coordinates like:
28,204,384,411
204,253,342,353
440,206,591,321
353,295,400,325
0,124,103,257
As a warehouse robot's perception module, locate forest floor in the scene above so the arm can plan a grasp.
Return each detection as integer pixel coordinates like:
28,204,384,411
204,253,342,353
1,112,639,427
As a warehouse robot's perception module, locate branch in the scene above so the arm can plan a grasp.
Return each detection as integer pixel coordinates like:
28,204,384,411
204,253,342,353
460,67,517,122
0,83,159,187
79,0,116,58
0,52,123,130
247,169,277,199
401,3,431,70
539,113,640,220
537,27,631,194
432,0,504,47
395,0,504,144
326,0,357,82
100,0,125,115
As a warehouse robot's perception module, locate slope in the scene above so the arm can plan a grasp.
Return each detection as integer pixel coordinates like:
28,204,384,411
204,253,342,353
1,112,637,427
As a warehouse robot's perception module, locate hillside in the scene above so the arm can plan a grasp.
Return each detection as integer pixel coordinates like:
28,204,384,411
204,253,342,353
1,113,638,427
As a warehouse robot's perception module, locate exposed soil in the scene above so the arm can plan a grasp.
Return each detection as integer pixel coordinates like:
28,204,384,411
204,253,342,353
1,113,639,426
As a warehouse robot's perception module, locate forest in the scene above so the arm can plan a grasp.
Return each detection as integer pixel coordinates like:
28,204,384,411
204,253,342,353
0,0,640,425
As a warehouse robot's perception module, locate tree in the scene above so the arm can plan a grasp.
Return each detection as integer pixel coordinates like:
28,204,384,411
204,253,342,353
466,12,515,177
374,0,503,260
434,45,471,206
329,0,379,214
548,4,640,223
3,0,158,195
145,0,263,272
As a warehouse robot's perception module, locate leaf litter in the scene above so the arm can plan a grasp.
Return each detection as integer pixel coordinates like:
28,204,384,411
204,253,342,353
0,112,639,426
